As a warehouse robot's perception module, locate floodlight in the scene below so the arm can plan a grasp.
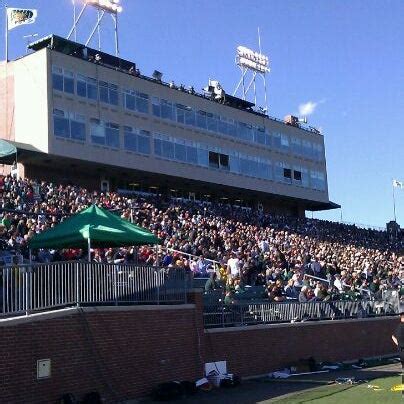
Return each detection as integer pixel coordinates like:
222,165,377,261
85,0,123,14
236,45,269,73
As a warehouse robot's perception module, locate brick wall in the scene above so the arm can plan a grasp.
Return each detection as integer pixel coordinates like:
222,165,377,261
204,317,399,377
0,306,204,404
0,296,399,403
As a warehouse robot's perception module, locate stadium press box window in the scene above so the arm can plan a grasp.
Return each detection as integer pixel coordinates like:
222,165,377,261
124,89,149,114
90,119,120,148
124,126,151,155
52,66,74,94
53,109,86,142
51,65,324,163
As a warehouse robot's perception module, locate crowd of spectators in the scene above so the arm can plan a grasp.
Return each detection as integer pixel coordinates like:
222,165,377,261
0,175,403,302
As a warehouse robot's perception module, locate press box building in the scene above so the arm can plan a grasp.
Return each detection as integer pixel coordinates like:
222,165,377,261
0,35,338,216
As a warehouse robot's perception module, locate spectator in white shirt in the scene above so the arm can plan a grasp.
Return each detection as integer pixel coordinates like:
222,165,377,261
227,252,240,279
334,274,343,292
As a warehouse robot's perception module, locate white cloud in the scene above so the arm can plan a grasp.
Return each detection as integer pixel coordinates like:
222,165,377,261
298,101,318,116
297,99,325,116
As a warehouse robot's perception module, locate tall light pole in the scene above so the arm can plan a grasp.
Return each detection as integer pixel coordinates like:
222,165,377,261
68,0,123,57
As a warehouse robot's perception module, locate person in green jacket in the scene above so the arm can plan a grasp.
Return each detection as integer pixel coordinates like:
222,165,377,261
205,272,219,293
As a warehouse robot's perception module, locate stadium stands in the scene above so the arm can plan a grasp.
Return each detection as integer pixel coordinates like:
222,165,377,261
0,174,402,304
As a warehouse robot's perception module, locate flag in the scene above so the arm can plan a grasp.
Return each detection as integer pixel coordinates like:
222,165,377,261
7,8,38,30
393,179,403,189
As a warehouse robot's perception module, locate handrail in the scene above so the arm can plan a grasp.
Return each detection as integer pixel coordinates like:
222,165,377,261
161,246,220,267
303,273,371,296
203,298,399,328
1,261,189,318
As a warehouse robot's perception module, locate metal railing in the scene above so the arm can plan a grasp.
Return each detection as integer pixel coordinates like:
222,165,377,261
1,262,188,318
303,273,371,296
203,298,399,328
163,247,220,269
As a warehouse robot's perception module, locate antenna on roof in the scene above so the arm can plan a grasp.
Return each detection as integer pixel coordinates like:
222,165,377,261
23,33,38,53
258,26,262,54
233,27,270,113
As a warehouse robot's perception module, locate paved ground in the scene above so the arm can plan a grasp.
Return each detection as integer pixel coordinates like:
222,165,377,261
140,362,401,404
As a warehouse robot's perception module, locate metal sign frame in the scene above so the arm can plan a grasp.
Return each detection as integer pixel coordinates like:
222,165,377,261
67,0,122,57
233,29,270,113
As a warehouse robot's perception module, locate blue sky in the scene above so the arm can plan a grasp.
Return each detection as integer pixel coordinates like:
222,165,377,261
1,0,403,227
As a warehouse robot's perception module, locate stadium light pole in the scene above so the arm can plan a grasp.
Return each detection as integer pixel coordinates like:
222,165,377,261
72,0,77,41
68,0,123,57
84,0,122,57
233,43,270,112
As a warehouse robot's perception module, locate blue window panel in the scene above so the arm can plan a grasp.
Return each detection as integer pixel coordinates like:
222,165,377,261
240,159,250,176
254,129,266,145
229,156,240,174
251,161,260,177
125,94,136,111
315,144,324,161
90,120,105,145
186,146,198,164
64,76,74,94
52,73,64,91
274,165,283,182
124,132,137,151
138,135,150,154
302,141,312,159
280,134,289,152
87,82,98,100
227,122,237,138
207,114,217,132
109,89,119,106
154,138,162,156
237,123,248,141
273,134,281,149
246,127,254,142
77,80,87,97
197,148,208,167
54,116,70,138
176,107,185,124
218,120,228,136
196,111,207,130
91,135,104,145
161,101,174,120
301,171,309,187
99,83,109,103
136,96,149,113
161,140,174,159
152,98,161,117
258,162,269,179
174,143,187,162
105,127,120,148
70,121,86,141
185,109,195,126
291,138,302,156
